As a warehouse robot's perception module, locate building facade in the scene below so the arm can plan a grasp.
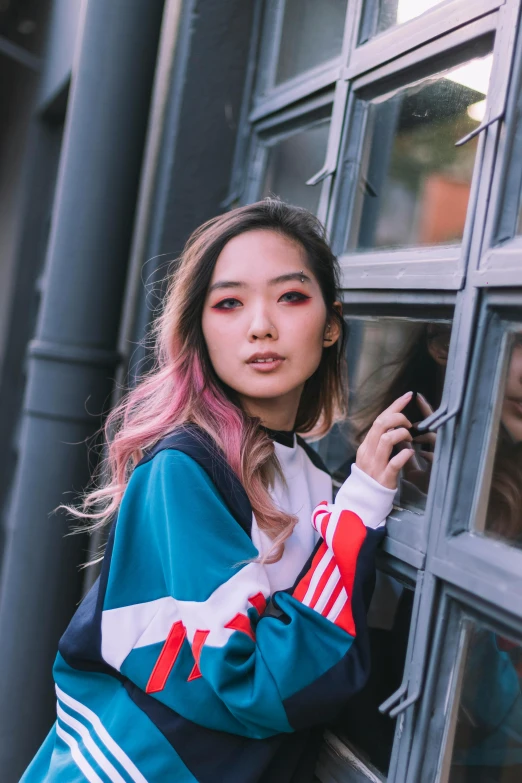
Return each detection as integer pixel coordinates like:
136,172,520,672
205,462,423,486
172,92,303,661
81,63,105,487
0,1,522,781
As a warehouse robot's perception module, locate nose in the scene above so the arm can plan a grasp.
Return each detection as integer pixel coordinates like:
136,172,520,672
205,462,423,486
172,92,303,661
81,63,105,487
248,304,278,342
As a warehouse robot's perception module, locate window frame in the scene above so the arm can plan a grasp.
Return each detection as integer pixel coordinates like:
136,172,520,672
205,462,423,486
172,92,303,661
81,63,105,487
354,0,504,66
471,0,522,286
251,0,353,117
242,93,334,210
336,292,457,570
428,292,522,622
410,587,522,782
329,12,503,289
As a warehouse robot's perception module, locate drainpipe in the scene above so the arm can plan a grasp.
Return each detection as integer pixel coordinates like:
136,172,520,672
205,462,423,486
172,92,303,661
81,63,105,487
0,0,165,778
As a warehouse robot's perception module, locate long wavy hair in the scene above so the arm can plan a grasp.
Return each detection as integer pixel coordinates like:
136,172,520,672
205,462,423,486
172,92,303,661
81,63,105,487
70,199,347,562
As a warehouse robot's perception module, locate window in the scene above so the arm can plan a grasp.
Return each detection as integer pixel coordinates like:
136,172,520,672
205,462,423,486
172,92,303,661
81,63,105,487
360,0,448,41
261,119,331,212
481,332,522,550
244,98,333,211
318,316,453,514
448,621,522,782
274,0,348,86
231,1,522,780
415,598,522,783
349,54,492,252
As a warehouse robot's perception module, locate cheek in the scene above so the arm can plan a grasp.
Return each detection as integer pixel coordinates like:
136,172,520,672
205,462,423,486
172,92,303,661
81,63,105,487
201,312,227,363
291,304,327,347
202,310,244,385
285,304,327,375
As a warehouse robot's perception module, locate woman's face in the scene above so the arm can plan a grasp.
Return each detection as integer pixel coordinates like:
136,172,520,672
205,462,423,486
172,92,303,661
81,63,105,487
202,229,337,426
501,340,522,443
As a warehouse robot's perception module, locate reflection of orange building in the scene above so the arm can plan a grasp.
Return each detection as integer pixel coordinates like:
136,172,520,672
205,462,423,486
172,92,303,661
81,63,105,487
418,174,471,244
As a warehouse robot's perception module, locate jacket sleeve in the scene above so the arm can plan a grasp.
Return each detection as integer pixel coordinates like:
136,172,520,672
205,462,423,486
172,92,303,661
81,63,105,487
100,450,394,739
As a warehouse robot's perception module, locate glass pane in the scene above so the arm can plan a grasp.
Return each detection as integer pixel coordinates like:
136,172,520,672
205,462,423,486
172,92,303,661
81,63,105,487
369,0,447,38
318,317,453,513
448,622,522,782
332,574,414,775
261,121,330,214
351,51,493,251
275,0,348,85
482,333,522,549
0,0,47,56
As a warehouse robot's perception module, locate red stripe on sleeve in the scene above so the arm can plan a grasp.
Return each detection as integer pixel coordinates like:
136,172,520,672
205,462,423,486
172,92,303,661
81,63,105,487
187,629,210,681
293,541,328,602
329,510,367,636
225,612,255,641
248,592,267,615
308,556,337,610
321,578,344,618
146,620,186,694
319,511,331,540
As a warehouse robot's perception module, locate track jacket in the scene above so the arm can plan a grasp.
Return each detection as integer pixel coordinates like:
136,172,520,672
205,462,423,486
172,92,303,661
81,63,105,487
21,424,395,783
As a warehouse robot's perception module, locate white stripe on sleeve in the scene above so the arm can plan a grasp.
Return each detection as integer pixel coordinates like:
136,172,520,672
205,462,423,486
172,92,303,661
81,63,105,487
57,702,127,783
56,685,148,783
56,723,104,783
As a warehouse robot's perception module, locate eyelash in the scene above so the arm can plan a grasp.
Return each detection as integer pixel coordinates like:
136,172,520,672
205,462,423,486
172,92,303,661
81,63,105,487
212,291,311,310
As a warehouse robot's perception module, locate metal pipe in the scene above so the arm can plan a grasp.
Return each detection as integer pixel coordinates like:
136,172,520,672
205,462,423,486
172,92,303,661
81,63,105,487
0,0,165,778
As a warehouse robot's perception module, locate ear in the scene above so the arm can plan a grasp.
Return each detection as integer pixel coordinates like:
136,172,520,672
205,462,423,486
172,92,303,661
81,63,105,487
323,301,343,348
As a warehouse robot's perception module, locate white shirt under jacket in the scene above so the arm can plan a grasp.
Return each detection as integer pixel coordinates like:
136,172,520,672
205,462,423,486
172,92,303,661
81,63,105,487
251,435,396,594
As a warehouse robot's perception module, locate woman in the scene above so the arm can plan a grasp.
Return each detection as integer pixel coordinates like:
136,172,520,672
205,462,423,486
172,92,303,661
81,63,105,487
22,199,414,783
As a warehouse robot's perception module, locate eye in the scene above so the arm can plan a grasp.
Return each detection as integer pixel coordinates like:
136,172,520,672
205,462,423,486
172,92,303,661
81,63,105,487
279,291,311,304
212,297,242,310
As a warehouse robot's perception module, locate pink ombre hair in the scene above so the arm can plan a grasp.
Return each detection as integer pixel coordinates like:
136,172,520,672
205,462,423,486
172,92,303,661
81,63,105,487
70,199,348,562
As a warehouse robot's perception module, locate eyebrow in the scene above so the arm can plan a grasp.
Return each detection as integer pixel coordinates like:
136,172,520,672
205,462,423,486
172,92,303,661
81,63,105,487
208,271,312,293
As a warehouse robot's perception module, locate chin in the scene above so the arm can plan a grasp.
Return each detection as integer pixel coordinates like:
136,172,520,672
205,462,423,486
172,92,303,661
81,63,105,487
234,378,302,401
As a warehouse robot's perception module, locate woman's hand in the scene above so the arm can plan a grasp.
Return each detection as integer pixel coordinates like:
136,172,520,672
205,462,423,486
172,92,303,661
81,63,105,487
356,392,415,490
402,393,437,494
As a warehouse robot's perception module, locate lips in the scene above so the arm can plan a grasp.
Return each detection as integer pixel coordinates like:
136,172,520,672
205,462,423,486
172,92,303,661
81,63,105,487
246,352,285,372
247,353,284,364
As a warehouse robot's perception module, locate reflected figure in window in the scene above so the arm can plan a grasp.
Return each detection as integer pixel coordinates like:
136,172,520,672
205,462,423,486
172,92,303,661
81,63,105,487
346,321,451,508
450,335,522,783
486,334,522,547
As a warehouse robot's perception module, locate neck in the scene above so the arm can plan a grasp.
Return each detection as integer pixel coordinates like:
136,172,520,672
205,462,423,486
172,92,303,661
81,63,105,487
239,387,302,431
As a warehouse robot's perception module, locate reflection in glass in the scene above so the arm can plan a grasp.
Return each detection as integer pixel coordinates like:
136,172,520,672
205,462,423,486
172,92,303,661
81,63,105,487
449,623,522,782
370,0,446,38
317,318,452,512
261,121,330,214
275,0,348,85
352,52,492,251
483,334,522,549
0,1,46,56
334,576,414,775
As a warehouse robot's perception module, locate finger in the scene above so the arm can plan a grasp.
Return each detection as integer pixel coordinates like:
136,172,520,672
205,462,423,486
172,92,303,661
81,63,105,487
373,429,412,475
416,393,434,418
385,391,414,414
379,427,412,454
367,392,415,447
412,433,437,446
387,447,415,476
380,447,415,489
364,412,412,452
